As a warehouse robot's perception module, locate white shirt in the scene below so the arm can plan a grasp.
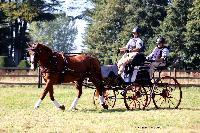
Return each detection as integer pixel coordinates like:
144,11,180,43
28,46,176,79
125,37,143,51
147,46,169,61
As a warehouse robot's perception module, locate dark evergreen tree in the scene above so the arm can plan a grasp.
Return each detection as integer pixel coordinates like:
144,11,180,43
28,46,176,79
158,0,193,69
0,9,10,56
119,0,168,54
184,0,200,69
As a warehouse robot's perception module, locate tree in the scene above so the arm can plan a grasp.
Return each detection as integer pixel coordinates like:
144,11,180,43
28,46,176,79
84,0,127,63
119,0,168,54
29,15,78,53
84,0,168,64
0,9,11,56
184,0,200,69
158,0,192,69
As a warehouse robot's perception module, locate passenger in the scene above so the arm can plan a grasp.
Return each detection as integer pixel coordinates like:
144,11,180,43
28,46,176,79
117,26,144,75
146,36,169,77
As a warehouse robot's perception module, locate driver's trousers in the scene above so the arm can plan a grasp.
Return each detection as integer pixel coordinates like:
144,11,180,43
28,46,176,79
117,52,138,75
148,62,166,79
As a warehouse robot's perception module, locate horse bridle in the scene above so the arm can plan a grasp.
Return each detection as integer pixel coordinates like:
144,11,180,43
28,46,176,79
29,47,57,73
28,46,42,70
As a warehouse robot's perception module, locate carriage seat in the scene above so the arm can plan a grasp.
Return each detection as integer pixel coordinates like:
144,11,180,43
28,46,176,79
101,64,118,78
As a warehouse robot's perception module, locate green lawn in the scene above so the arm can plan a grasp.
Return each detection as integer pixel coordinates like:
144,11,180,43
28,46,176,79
0,85,199,133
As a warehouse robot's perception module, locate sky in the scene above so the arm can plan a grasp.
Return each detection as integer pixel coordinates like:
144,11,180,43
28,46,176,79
61,0,92,52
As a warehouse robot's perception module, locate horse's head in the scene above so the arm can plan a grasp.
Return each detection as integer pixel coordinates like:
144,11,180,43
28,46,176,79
27,42,52,70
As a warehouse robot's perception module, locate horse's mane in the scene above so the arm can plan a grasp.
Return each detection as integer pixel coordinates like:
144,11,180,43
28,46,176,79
38,43,53,54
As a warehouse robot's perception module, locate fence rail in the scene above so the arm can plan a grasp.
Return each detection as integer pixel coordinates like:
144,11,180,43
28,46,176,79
0,67,200,88
0,75,38,77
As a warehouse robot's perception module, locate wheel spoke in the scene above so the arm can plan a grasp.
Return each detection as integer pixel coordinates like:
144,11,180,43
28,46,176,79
159,99,165,107
153,76,182,109
124,85,148,110
168,99,174,108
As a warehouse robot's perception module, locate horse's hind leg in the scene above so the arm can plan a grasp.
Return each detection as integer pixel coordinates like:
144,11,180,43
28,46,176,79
90,76,108,109
68,79,83,110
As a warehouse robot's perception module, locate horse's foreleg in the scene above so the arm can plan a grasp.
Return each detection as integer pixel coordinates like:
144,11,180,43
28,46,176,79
68,80,83,110
48,84,65,110
34,81,51,109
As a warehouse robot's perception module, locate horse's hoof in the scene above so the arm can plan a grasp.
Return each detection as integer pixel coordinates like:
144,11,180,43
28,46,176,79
73,108,78,110
34,106,39,109
68,107,78,111
59,105,65,110
102,103,108,110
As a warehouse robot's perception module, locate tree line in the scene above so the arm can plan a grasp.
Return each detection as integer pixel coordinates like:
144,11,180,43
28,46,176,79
83,0,200,70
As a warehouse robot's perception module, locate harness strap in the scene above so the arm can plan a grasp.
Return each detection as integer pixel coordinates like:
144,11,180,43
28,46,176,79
58,52,68,83
40,52,88,84
59,53,77,83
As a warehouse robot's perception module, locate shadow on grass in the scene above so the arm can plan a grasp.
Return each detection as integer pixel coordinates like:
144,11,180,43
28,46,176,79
176,107,200,111
80,107,158,113
87,107,200,112
79,108,128,113
69,106,200,113
145,107,200,111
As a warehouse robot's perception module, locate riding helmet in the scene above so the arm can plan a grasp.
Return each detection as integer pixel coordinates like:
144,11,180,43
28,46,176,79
156,36,165,44
132,26,141,33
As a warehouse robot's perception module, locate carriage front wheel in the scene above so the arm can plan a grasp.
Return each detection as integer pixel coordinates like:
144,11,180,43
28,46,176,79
124,84,148,110
153,76,182,109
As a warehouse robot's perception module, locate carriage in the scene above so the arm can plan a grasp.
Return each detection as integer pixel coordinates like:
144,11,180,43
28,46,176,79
92,53,182,110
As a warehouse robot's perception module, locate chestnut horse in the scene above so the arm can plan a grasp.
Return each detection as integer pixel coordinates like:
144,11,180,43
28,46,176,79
28,43,108,110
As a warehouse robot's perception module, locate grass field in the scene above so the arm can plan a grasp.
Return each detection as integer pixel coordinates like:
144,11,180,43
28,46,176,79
0,85,199,133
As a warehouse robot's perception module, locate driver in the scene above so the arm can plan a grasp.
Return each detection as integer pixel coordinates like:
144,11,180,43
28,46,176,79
117,26,144,75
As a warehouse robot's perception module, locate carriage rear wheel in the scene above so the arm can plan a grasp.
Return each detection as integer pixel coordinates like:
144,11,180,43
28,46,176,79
93,89,116,109
153,76,182,109
124,84,148,110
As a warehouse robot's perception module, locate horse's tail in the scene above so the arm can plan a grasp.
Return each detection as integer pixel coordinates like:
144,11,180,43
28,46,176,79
87,56,106,96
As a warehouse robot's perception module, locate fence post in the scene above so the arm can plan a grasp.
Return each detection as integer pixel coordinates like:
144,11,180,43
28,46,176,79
40,68,42,88
174,68,176,79
37,68,42,88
